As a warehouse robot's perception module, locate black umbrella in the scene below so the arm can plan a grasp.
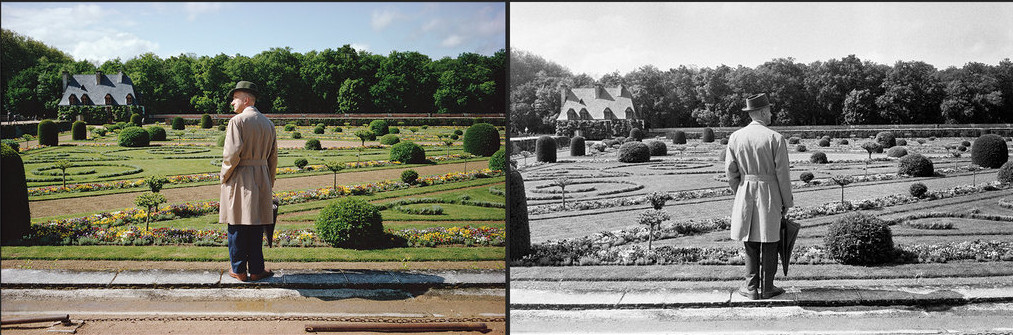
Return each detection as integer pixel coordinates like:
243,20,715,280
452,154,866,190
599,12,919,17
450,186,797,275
779,216,801,276
265,199,279,248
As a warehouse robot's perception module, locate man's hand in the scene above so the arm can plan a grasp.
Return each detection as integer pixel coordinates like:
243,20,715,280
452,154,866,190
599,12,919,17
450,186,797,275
781,206,789,218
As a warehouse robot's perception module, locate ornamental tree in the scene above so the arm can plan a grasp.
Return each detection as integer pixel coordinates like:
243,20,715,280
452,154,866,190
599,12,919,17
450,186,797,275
55,160,73,188
638,209,671,250
323,161,345,190
551,177,573,210
830,175,853,204
134,192,167,231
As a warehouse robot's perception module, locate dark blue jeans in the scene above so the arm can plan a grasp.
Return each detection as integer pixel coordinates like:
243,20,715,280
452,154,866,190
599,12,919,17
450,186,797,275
227,225,265,275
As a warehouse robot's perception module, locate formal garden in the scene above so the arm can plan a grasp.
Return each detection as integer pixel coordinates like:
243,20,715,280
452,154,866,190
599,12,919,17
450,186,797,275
1,116,508,264
509,126,1013,281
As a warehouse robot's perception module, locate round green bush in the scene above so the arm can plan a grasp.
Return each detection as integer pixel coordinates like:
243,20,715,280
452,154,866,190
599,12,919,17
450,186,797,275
910,183,928,198
886,146,908,158
570,136,586,157
508,168,530,260
895,139,907,146
332,127,343,133
535,136,557,163
645,140,667,156
838,139,850,145
118,126,150,147
171,117,185,130
818,138,831,147
824,212,895,266
115,121,128,130
401,169,419,185
720,137,729,145
305,139,322,150
898,153,934,177
72,121,87,140
389,141,426,164
454,129,463,136
702,128,715,143
216,134,226,147
997,161,1013,184
462,123,501,157
800,171,814,183
962,140,971,147
314,125,325,134
284,124,296,131
291,131,302,139
37,119,58,146
617,141,651,163
380,134,400,145
131,113,143,127
146,126,167,141
788,137,800,144
294,158,308,169
796,144,807,152
390,127,400,134
971,134,1009,168
450,134,459,140
876,131,896,148
958,145,967,152
218,124,226,131
629,128,645,141
199,114,212,129
809,151,828,164
1,143,31,244
488,148,506,171
2,139,20,152
670,130,687,144
369,119,389,136
315,197,383,249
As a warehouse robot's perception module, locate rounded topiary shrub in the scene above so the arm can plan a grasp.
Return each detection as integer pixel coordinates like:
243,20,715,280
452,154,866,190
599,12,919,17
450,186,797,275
971,134,1009,169
838,139,850,145
1,143,31,244
508,168,530,260
380,134,400,145
800,171,815,184
886,146,908,158
629,128,645,141
199,114,212,129
720,137,729,145
809,151,828,164
401,169,419,185
218,124,226,131
898,153,934,177
962,140,972,147
71,121,87,140
489,148,506,171
171,117,185,130
454,129,464,136
646,140,667,156
315,197,383,249
818,138,831,147
958,145,968,152
617,141,651,163
131,113,143,127
37,119,59,146
910,183,928,198
998,161,1013,184
291,131,302,139
570,136,586,157
824,212,895,266
796,144,807,152
390,127,400,134
118,126,150,147
314,126,325,134
463,123,501,157
896,139,907,146
702,128,715,143
332,127,343,133
284,123,296,131
876,131,896,148
390,141,426,164
146,126,167,141
535,136,557,163
369,119,389,137
671,130,687,144
305,139,322,150
788,137,800,145
294,158,308,169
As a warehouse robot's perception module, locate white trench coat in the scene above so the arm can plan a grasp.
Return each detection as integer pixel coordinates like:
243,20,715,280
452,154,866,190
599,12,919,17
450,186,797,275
219,106,278,225
724,121,794,242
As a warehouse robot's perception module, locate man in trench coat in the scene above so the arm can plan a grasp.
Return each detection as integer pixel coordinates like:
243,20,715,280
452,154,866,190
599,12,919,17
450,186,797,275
724,93,794,299
220,81,278,282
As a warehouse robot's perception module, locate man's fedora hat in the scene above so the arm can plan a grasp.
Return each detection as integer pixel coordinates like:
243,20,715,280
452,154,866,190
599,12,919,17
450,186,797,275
742,93,771,112
228,81,259,100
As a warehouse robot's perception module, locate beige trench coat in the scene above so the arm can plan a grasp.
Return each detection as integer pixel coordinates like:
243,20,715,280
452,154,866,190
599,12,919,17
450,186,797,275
724,121,794,242
220,106,278,225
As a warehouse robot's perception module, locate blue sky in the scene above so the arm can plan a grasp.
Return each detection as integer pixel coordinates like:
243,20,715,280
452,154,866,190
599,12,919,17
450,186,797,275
1,2,505,65
512,2,1013,78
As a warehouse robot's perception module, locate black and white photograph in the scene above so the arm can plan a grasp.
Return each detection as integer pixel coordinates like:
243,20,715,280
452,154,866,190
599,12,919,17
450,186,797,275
507,2,1013,334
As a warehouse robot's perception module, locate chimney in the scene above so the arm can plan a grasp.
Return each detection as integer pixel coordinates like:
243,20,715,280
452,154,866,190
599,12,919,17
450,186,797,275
62,71,69,91
96,71,103,85
117,71,124,84
594,84,606,100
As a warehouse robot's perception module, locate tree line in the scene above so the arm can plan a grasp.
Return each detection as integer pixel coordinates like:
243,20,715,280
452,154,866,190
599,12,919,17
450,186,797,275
2,29,506,119
510,49,1013,135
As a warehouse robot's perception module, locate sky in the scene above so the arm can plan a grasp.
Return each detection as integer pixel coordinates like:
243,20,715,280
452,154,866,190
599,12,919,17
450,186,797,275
1,2,505,65
511,2,1013,79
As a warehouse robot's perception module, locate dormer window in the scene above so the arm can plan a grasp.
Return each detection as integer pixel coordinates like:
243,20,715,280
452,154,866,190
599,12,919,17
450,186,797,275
105,94,114,105
81,94,92,105
126,94,134,105
69,94,80,105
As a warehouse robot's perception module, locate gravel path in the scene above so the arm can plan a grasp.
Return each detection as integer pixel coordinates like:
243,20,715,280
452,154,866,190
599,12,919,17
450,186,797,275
30,162,477,219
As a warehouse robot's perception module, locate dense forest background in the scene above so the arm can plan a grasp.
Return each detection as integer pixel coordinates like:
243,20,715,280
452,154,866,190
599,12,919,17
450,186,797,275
510,49,1013,135
2,29,506,119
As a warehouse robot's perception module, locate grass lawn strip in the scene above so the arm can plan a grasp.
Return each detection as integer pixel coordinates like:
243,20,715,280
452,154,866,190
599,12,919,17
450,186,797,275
2,245,505,262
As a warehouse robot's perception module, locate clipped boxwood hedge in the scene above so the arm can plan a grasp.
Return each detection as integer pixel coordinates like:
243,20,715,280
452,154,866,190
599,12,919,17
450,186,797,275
488,147,506,171
463,123,501,157
389,141,426,164
1,143,31,244
146,126,167,141
535,136,556,163
645,140,667,156
618,141,651,163
72,120,87,140
669,130,687,144
199,114,212,129
171,117,185,130
369,119,389,137
118,126,150,147
570,136,586,157
305,138,322,150
898,153,933,177
702,128,715,143
38,119,59,146
315,197,384,249
824,212,895,266
380,134,400,145
971,134,1009,169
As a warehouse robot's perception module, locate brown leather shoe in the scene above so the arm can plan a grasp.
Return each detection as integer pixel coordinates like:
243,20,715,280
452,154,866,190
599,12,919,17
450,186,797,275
228,271,248,282
738,286,758,300
761,286,786,299
250,270,274,281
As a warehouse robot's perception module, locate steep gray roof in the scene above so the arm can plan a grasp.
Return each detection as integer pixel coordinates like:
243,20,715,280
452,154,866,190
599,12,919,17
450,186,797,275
59,72,138,106
556,85,638,121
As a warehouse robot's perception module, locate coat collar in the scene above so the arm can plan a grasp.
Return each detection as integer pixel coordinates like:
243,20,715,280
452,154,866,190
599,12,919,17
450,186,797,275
242,106,259,114
748,120,768,127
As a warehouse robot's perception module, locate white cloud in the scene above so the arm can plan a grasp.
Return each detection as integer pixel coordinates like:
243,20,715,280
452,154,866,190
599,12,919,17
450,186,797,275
441,35,462,48
371,7,405,31
350,43,370,52
422,19,442,32
183,2,224,21
73,33,160,65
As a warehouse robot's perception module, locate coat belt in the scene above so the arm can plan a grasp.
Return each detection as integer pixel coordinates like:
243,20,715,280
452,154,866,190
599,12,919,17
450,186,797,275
238,159,269,166
743,174,776,182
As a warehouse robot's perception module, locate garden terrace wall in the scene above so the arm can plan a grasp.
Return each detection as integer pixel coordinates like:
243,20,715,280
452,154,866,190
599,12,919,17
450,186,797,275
651,124,1013,140
1,121,72,139
554,119,646,140
149,113,507,127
